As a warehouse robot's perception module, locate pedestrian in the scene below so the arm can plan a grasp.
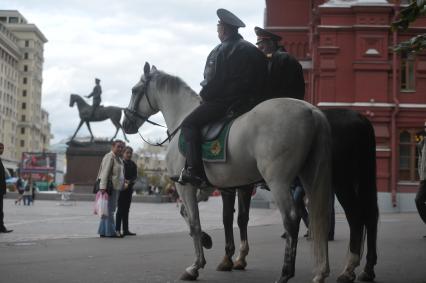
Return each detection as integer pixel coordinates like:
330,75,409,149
416,123,426,237
23,175,34,206
15,175,25,205
0,143,13,233
97,140,125,238
116,146,137,236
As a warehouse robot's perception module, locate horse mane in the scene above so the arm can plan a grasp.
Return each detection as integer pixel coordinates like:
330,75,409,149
153,71,198,98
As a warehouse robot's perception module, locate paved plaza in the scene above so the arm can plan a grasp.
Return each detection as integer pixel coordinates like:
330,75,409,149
0,197,425,283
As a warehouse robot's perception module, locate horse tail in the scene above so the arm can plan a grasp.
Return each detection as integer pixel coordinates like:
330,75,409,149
302,108,332,266
358,115,379,248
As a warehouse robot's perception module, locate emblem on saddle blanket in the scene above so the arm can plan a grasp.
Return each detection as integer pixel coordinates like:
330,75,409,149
178,121,233,162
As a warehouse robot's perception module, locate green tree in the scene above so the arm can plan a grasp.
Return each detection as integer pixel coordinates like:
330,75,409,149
392,0,426,52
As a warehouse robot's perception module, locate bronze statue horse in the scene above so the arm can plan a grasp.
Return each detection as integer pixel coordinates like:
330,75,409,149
69,94,128,142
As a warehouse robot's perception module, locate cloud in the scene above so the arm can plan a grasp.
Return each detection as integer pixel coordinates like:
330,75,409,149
1,0,265,149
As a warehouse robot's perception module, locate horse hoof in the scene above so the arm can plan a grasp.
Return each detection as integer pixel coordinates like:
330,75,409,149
216,256,233,271
336,272,355,283
180,271,198,281
357,270,375,282
233,259,247,270
201,231,212,249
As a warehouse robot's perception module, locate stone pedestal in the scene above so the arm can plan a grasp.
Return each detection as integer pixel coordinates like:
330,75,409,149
66,140,111,193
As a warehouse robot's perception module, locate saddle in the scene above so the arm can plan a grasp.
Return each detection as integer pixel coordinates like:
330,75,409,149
201,116,233,141
200,100,253,142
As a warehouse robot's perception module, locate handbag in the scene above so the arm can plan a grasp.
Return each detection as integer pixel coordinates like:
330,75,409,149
94,191,109,217
93,156,115,195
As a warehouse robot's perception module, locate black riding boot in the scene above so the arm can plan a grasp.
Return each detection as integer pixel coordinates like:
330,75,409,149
180,141,204,186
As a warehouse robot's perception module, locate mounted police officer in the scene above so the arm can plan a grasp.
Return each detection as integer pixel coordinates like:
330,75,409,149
254,27,305,100
179,9,267,186
85,78,102,119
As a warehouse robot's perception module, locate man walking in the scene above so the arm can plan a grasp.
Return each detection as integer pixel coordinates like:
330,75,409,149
416,124,426,237
0,143,13,233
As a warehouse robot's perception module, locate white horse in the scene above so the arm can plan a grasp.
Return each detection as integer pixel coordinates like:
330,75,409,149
123,62,332,283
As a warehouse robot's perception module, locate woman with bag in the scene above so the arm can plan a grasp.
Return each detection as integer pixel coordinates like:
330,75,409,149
97,140,125,238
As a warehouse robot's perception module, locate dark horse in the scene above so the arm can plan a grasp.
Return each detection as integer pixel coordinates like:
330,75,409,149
69,94,128,142
214,109,379,283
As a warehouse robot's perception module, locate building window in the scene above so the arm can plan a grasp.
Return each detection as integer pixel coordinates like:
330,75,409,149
24,65,28,72
21,115,25,122
23,90,27,96
22,102,26,109
399,129,420,181
21,128,25,134
25,40,29,47
9,17,19,23
24,53,28,59
20,140,24,147
401,52,416,92
23,77,27,84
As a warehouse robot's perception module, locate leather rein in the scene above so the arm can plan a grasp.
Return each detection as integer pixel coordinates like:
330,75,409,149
123,73,180,147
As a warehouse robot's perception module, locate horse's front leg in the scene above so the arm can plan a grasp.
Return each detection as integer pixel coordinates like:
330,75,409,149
177,185,206,281
234,185,254,270
70,120,84,141
85,121,95,142
217,189,236,271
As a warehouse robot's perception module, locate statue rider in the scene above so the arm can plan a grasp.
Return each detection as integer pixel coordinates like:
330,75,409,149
177,9,267,186
85,78,102,119
254,27,305,100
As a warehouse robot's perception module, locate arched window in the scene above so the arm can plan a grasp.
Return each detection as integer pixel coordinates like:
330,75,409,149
399,129,420,181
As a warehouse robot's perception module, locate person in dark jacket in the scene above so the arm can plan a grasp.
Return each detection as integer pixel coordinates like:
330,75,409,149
116,146,137,236
416,125,426,237
254,26,305,100
0,143,13,233
178,9,267,186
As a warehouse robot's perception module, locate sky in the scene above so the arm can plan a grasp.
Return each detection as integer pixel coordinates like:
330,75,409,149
1,0,266,150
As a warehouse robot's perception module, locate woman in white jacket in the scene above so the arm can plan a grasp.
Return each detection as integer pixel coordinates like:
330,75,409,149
98,140,125,238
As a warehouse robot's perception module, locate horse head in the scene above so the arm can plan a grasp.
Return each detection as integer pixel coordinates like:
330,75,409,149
69,94,81,108
123,62,160,134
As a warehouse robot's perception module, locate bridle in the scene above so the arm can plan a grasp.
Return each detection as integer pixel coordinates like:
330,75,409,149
124,73,180,146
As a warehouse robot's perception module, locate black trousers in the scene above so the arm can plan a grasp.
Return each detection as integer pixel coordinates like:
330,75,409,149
116,189,133,232
0,193,4,228
416,180,426,224
181,102,228,173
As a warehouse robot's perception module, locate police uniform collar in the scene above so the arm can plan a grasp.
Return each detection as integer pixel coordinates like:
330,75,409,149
254,26,282,45
217,8,245,28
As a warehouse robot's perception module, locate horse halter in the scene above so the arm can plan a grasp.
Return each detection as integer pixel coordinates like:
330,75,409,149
124,72,179,146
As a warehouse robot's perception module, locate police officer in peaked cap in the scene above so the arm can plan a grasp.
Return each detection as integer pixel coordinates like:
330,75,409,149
174,9,268,186
254,26,305,101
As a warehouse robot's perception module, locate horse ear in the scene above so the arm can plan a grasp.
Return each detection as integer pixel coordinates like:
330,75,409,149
152,65,157,72
144,62,150,76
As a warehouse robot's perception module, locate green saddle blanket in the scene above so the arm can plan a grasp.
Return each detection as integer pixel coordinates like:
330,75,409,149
178,122,233,162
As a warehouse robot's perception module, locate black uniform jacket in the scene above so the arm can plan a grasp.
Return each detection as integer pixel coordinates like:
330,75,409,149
266,49,305,100
200,33,267,106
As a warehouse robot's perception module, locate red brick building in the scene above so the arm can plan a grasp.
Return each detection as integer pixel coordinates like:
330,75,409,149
264,0,426,211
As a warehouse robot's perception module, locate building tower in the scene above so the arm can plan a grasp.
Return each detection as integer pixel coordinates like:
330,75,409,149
0,10,52,173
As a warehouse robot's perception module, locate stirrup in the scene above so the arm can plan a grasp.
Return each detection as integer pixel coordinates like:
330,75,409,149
170,168,186,185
